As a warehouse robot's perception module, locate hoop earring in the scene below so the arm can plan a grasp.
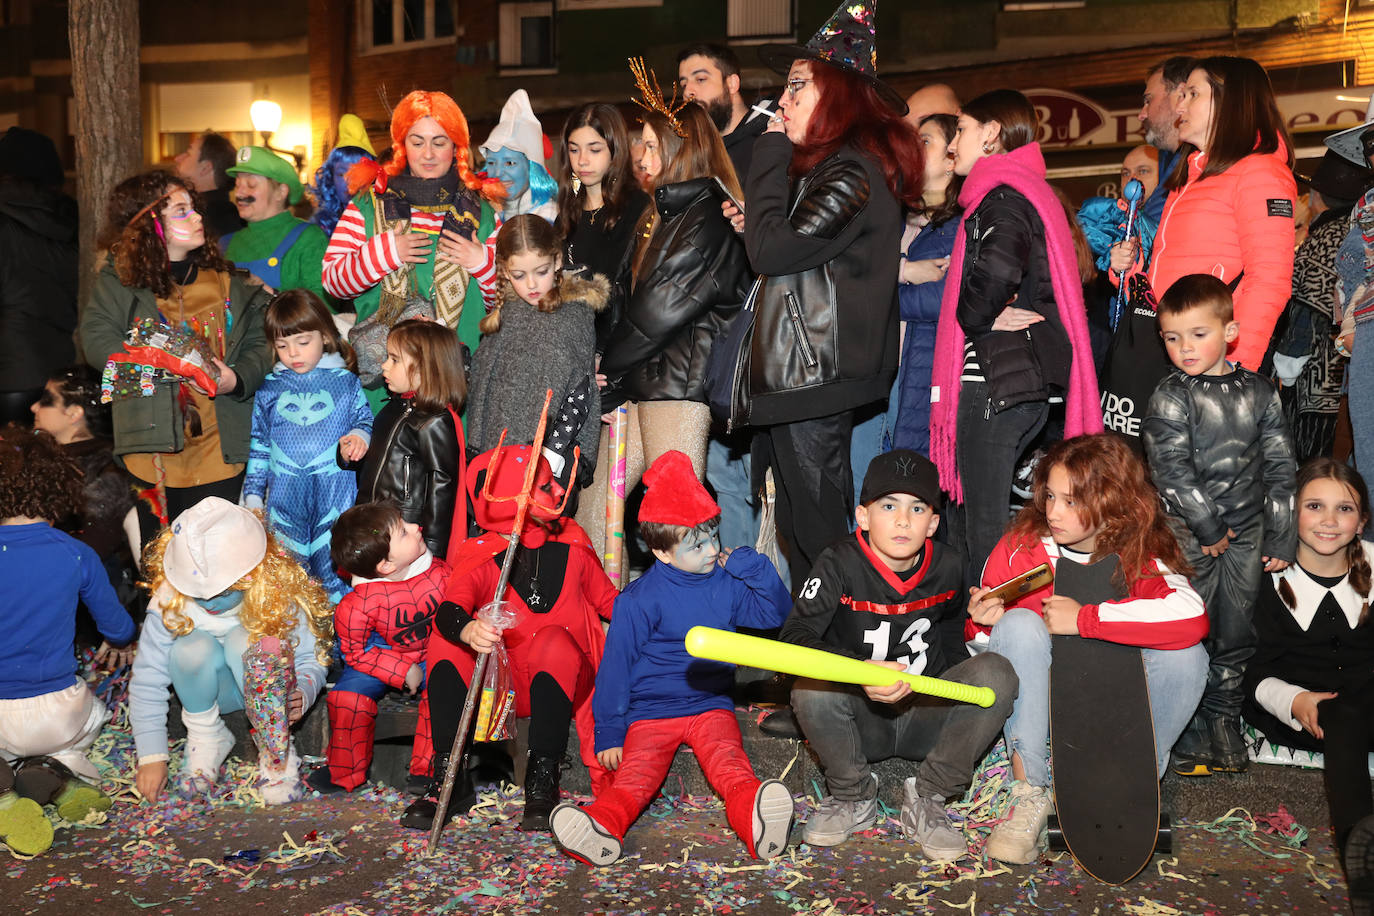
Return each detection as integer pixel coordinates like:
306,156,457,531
982,142,995,155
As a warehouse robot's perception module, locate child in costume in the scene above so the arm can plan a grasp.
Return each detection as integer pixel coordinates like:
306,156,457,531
244,290,373,601
406,445,616,832
129,497,332,805
1242,458,1374,903
781,449,1016,861
350,319,466,562
0,427,136,855
1142,274,1297,775
322,89,503,406
307,501,447,794
550,451,794,866
309,115,376,240
466,213,606,482
970,433,1209,865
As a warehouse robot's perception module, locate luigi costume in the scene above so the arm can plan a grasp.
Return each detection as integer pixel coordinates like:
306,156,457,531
222,147,330,303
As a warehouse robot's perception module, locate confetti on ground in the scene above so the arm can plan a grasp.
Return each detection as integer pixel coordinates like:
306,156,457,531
0,660,1357,914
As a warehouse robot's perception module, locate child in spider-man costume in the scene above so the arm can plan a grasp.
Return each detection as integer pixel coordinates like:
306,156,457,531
403,444,617,832
306,501,447,794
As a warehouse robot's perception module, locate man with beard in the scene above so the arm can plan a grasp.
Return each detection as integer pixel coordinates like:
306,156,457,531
222,147,330,302
677,43,773,183
1137,56,1195,223
174,131,243,241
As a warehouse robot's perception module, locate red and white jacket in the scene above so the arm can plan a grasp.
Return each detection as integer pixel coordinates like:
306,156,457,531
967,535,1209,652
321,200,499,301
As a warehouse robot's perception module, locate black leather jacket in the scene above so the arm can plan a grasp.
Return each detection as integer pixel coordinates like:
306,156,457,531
737,135,900,427
600,178,750,406
956,186,1071,411
351,396,461,558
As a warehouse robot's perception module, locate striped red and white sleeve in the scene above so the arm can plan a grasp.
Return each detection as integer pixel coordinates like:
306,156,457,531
473,232,499,309
1077,560,1210,650
323,202,403,299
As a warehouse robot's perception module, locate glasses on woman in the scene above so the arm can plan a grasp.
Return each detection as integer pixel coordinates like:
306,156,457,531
785,78,814,98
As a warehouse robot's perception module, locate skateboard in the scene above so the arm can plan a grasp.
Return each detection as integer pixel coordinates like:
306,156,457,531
1048,555,1161,885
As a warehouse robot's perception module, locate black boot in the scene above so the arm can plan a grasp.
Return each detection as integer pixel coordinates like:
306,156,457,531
519,753,563,832
1170,715,1213,777
1207,715,1250,773
400,756,475,830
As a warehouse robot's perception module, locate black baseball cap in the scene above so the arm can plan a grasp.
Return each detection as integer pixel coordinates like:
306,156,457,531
859,449,942,509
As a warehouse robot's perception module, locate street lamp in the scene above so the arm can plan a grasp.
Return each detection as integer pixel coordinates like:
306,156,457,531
249,98,303,171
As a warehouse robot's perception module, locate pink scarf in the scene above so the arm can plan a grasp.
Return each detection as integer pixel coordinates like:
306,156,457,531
929,142,1101,502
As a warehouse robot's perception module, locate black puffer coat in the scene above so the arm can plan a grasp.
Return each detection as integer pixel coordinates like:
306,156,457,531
352,396,461,559
956,186,1071,411
738,134,900,426
0,181,77,392
599,177,751,406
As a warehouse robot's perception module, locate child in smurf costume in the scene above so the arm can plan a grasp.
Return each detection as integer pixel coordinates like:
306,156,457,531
129,498,332,805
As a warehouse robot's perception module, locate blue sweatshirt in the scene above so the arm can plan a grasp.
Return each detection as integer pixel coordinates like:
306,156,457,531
592,547,790,752
0,523,135,699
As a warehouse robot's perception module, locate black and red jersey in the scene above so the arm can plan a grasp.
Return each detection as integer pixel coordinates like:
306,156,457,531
779,532,965,677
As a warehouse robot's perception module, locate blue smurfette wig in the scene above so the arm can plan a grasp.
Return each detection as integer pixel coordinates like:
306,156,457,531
527,160,557,215
310,145,375,237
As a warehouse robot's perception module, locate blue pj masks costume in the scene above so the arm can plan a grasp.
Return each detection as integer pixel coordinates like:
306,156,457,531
244,352,374,600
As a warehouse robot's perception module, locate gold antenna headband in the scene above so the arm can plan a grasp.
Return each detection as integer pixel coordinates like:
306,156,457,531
628,57,689,138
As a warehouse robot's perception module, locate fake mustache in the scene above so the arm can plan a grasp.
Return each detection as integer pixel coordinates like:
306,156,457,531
236,196,257,206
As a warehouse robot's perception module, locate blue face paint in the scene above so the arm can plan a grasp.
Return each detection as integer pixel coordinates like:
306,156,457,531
666,527,721,575
486,146,531,203
198,587,245,614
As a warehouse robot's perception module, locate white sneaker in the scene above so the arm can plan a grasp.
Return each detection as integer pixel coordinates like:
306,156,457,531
180,705,235,781
986,781,1053,865
751,779,794,859
551,803,622,866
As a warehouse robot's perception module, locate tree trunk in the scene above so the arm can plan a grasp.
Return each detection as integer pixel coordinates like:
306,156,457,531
68,0,141,323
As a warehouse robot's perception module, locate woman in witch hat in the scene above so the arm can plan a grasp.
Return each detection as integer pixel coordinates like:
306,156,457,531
727,0,925,587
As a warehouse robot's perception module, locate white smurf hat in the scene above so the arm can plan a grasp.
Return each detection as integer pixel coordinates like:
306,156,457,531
480,89,546,170
163,497,267,598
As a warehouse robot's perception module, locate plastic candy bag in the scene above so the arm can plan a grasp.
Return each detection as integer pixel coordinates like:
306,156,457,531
101,317,222,402
473,600,517,743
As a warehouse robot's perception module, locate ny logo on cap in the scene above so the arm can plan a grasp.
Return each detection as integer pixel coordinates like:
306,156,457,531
894,456,916,477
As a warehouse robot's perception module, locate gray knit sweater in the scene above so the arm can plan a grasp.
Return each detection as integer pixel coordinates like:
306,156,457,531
467,272,608,474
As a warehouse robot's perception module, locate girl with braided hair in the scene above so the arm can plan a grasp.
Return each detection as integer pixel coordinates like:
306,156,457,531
322,91,505,410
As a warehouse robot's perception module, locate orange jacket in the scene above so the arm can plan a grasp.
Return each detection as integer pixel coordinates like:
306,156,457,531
1147,146,1296,371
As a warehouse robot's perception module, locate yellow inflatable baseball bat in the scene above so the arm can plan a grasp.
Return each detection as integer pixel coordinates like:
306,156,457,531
684,626,996,708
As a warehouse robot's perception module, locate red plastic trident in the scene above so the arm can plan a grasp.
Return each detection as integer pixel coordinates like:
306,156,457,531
427,389,578,854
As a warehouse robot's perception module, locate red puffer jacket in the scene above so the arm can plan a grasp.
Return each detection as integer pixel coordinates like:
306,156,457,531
1147,145,1296,371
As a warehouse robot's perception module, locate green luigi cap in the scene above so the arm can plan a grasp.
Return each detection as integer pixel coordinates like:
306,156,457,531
226,146,303,204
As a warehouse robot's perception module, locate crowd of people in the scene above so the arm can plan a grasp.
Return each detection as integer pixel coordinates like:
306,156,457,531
2,0,1374,905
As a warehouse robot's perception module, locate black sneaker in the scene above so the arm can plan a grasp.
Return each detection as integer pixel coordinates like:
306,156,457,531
404,772,432,797
759,708,802,740
305,766,346,795
400,757,474,831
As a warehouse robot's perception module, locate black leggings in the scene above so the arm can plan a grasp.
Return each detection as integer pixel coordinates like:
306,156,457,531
131,472,246,550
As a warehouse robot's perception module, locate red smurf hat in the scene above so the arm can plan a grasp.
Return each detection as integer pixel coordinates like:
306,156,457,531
639,451,719,528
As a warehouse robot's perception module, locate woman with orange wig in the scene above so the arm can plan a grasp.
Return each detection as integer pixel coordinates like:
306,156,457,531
322,91,505,409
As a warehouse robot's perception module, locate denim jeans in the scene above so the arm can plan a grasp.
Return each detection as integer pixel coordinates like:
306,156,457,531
706,430,759,550
848,387,900,529
956,382,1048,583
791,652,1017,801
1350,324,1374,541
987,608,1208,786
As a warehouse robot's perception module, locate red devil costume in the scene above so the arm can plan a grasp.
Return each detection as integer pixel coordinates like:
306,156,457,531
403,445,616,832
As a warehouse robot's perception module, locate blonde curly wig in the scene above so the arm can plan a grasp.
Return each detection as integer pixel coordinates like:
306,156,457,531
140,520,335,665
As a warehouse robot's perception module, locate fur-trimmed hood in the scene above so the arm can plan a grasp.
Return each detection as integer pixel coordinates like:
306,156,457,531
500,266,610,312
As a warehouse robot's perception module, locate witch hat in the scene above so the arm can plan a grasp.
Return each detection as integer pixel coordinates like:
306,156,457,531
759,0,906,114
